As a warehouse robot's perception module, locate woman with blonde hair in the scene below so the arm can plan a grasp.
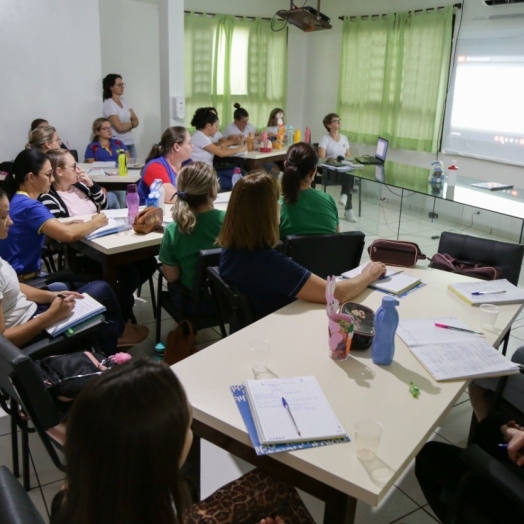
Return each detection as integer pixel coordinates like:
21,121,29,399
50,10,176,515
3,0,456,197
218,172,385,320
138,126,193,204
84,117,128,163
27,125,62,152
159,161,224,313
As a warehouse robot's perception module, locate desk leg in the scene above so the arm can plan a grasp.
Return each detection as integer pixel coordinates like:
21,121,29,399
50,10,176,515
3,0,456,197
324,491,357,524
101,257,119,290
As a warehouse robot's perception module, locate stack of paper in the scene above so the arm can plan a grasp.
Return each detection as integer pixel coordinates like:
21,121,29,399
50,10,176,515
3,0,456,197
343,264,421,295
448,279,524,306
86,218,126,240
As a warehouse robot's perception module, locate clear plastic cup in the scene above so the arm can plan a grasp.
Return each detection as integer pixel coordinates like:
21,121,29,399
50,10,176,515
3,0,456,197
480,304,499,331
249,339,277,379
355,419,384,461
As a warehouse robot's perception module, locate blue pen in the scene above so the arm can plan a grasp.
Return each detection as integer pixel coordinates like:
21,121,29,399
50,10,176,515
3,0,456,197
282,397,301,436
379,270,404,280
498,443,524,452
472,290,506,296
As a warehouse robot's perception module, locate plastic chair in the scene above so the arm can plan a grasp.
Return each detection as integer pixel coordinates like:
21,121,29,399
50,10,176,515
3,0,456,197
155,249,226,343
206,266,255,335
0,465,45,523
284,231,366,280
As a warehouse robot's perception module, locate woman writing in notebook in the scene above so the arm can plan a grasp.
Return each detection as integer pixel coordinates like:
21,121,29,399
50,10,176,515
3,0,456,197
218,171,385,321
279,142,339,240
317,113,356,223
0,186,145,352
50,358,315,524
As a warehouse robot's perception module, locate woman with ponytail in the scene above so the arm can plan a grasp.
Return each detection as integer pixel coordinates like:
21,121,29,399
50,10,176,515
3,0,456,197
138,126,193,204
279,142,339,240
159,162,224,313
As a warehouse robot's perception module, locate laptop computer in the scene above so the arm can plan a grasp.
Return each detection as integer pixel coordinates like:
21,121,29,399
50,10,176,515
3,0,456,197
355,137,389,165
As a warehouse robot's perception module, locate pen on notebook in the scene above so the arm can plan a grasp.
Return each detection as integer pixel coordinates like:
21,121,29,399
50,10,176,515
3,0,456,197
282,397,301,436
379,270,404,280
471,290,506,296
434,323,483,335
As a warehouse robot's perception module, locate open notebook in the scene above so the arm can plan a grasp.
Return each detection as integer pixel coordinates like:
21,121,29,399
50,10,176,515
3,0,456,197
240,377,347,446
397,317,519,381
448,279,524,306
343,264,421,295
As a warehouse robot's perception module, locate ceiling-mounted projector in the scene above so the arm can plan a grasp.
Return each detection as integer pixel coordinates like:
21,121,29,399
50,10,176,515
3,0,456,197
277,1,332,32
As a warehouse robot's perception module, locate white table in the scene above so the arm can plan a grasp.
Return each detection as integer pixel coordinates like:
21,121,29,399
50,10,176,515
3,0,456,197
243,146,289,171
172,266,521,523
78,162,141,190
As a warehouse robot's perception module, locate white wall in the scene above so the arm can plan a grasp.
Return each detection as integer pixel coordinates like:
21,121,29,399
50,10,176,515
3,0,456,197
99,0,161,158
0,0,102,161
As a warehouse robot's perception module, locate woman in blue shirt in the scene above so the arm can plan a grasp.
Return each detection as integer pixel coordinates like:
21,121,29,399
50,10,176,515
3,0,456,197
84,117,129,163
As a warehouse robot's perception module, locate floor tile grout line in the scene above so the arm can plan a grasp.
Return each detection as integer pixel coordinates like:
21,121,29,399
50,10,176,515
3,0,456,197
420,504,441,522
388,505,427,524
393,483,427,512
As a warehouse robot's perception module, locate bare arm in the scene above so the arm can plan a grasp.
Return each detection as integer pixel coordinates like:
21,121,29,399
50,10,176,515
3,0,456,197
162,183,177,203
162,264,180,283
129,108,139,129
318,147,327,158
20,285,82,305
218,136,243,146
295,262,386,304
204,142,247,158
41,213,108,243
0,295,76,347
108,114,133,134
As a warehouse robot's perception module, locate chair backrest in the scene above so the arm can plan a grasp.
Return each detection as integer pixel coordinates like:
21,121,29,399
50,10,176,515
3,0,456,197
0,466,45,524
284,231,366,279
206,266,255,334
0,335,61,433
434,231,524,286
192,248,222,301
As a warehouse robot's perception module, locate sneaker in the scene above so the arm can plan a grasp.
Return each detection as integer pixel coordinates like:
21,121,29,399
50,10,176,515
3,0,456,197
339,194,348,207
117,323,149,347
344,209,357,223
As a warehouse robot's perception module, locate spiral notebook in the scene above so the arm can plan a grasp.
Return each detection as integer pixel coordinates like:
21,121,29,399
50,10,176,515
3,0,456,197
448,279,524,306
239,377,347,446
343,264,421,295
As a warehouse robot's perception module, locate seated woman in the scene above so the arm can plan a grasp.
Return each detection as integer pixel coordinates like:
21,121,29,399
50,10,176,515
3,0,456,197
318,113,356,223
280,142,339,240
137,126,192,205
50,358,315,524
223,103,258,138
0,187,147,352
265,107,285,137
190,108,246,167
27,125,62,153
218,172,385,321
84,117,129,163
159,162,224,314
29,119,70,151
39,149,156,323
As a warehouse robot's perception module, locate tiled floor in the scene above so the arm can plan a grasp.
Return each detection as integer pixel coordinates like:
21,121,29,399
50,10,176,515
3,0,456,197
1,184,523,522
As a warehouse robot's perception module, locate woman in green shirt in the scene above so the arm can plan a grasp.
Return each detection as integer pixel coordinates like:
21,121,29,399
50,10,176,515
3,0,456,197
279,142,339,241
159,162,224,313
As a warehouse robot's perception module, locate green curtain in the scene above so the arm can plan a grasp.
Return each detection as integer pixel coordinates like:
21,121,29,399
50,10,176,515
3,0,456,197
337,7,452,153
184,13,288,131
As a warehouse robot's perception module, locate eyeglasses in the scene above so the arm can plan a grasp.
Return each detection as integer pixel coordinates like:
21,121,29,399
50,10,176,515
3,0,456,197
64,163,77,171
100,126,112,131
41,170,53,180
114,83,126,88
331,119,341,124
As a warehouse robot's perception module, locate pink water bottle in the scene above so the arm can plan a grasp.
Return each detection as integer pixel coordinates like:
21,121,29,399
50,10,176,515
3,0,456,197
126,184,139,223
305,127,311,144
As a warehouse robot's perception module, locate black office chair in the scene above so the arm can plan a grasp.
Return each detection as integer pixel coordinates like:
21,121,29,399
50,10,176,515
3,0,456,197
206,266,255,335
155,249,226,343
430,231,524,286
441,444,524,524
0,466,45,523
284,231,366,279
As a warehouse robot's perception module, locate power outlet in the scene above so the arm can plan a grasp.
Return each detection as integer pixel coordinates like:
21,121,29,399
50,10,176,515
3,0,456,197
429,212,438,219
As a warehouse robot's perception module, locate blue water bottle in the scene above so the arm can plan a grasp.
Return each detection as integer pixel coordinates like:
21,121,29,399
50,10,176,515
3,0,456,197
371,296,399,365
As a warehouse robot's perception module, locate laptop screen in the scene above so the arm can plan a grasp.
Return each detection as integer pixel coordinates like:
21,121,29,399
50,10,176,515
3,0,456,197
375,137,389,161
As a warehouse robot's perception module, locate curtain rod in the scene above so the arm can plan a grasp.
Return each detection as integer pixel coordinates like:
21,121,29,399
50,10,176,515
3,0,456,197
338,3,462,22
184,10,272,22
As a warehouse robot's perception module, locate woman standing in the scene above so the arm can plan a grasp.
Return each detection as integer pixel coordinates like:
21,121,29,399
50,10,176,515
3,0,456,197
27,126,62,153
138,126,192,204
102,74,139,158
280,143,339,240
318,113,356,222
223,103,258,138
84,117,128,163
190,109,246,167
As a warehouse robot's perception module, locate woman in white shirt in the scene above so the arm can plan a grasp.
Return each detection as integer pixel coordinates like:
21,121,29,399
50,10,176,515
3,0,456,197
223,103,258,138
318,113,356,222
265,107,285,136
102,74,139,158
190,109,246,167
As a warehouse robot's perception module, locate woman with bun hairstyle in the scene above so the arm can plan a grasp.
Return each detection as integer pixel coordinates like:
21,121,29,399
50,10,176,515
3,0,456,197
138,126,192,204
27,125,62,153
223,103,258,138
159,162,224,313
50,358,315,524
218,171,385,321
190,109,246,167
318,113,356,222
280,142,339,240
